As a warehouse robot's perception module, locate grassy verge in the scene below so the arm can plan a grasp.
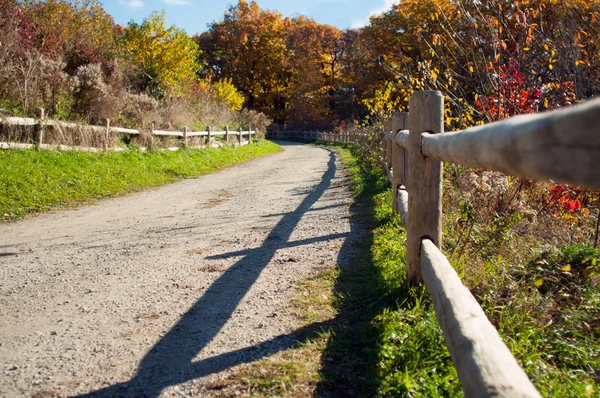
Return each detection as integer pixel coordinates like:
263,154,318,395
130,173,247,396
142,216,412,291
206,142,598,397
0,140,281,221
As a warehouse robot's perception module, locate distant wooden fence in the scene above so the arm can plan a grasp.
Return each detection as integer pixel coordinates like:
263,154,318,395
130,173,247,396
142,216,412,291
0,108,255,151
320,91,600,397
267,130,364,144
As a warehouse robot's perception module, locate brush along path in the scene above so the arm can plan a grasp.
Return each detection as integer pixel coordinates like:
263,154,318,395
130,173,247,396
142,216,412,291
0,142,358,397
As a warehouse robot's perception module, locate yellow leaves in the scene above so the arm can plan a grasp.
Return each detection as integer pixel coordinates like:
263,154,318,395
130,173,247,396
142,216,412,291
213,78,245,110
576,60,586,66
469,65,474,73
430,69,438,81
548,64,553,70
561,265,571,272
534,279,544,288
123,11,200,97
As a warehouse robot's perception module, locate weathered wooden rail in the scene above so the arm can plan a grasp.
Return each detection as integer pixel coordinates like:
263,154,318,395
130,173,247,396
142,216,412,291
0,108,255,151
320,91,600,397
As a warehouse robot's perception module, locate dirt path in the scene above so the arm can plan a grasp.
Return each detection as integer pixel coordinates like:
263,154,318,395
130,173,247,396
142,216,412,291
0,142,358,397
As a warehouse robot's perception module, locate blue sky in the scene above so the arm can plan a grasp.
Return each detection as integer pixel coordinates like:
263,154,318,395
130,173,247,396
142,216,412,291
101,0,397,35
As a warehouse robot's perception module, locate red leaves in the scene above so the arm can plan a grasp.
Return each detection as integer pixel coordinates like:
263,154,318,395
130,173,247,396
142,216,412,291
476,58,542,121
549,185,583,213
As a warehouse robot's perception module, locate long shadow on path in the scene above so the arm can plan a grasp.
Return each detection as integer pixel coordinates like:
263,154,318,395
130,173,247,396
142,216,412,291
78,150,341,397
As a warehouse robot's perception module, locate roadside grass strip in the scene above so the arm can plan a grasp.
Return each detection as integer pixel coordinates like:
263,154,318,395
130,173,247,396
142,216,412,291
0,140,281,221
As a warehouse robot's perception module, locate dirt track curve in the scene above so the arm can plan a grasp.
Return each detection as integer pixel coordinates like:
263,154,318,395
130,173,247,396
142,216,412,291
0,142,361,397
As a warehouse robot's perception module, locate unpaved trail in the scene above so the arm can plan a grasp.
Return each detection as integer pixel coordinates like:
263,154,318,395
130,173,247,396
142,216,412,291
0,142,359,397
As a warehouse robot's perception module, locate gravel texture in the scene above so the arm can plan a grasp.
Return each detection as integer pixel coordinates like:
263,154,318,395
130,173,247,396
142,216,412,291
0,142,357,397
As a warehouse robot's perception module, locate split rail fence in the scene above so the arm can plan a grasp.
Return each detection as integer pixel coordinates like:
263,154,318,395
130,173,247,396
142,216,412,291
268,130,363,144
0,108,255,152
324,91,600,397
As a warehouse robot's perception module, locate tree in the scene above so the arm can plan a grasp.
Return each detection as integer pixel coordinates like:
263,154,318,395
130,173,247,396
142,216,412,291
122,11,199,99
196,1,291,125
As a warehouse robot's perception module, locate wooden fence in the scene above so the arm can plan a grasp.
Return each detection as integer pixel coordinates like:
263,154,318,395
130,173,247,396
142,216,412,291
268,130,364,144
321,91,600,397
0,108,256,151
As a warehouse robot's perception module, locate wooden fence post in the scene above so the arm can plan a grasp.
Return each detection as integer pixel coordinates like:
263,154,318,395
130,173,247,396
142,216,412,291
391,112,409,213
34,108,45,146
249,126,253,144
382,120,391,170
225,126,229,145
183,126,188,149
206,126,211,147
238,127,242,146
150,122,155,150
406,91,444,281
105,118,110,151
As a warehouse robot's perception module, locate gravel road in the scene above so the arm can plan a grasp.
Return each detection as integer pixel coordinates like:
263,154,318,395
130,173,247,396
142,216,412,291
0,142,359,397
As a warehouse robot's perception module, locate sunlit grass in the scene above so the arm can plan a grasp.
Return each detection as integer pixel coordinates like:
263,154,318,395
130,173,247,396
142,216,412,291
0,140,281,221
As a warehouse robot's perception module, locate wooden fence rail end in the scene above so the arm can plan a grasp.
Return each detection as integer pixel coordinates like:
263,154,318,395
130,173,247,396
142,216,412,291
397,188,409,228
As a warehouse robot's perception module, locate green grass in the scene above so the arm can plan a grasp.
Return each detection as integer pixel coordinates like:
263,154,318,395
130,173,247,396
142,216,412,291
0,140,281,221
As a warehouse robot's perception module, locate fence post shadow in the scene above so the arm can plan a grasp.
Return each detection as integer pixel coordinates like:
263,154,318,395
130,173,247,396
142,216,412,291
76,149,340,397
313,167,425,397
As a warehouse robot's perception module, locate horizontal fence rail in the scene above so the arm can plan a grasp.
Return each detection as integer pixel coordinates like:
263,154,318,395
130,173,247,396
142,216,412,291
0,109,256,152
419,99,600,191
420,239,542,398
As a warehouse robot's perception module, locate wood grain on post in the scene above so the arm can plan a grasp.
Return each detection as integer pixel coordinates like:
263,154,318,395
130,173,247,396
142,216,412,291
391,112,408,213
34,108,44,146
183,126,188,148
238,127,242,146
421,98,600,191
420,239,542,398
406,91,444,281
206,126,211,147
225,126,229,146
249,127,252,144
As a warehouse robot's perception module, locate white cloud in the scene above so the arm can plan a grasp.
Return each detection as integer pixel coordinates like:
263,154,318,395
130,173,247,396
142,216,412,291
351,0,398,29
125,0,144,8
164,0,192,5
